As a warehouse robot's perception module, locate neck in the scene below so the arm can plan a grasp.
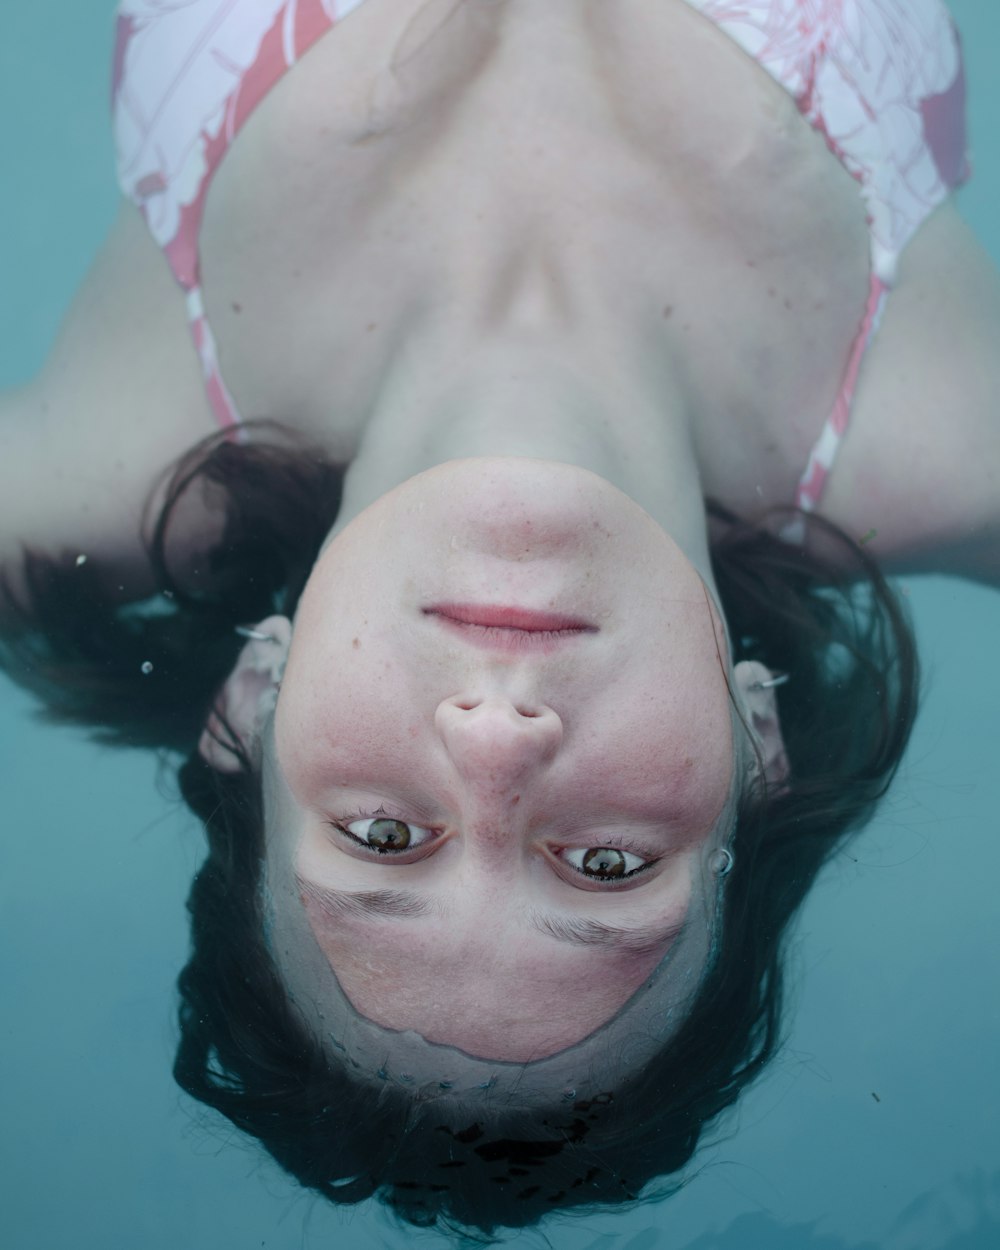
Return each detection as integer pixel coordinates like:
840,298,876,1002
327,243,718,597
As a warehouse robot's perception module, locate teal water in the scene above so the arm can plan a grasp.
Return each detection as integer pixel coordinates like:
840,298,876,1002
1,3,998,1247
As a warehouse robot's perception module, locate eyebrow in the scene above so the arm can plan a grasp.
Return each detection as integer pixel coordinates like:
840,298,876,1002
299,881,684,956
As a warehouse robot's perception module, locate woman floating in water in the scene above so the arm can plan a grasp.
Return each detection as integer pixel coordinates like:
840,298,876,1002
1,0,997,1237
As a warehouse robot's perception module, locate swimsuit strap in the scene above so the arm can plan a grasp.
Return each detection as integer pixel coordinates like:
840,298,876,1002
794,274,889,514
186,286,246,440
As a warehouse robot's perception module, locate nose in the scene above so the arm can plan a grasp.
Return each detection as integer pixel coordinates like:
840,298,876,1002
435,694,563,785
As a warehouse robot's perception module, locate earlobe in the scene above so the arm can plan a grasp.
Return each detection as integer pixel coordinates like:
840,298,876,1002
733,660,791,791
197,615,292,774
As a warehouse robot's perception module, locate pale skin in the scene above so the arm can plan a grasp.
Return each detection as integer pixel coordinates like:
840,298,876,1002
202,460,788,1060
2,0,998,1059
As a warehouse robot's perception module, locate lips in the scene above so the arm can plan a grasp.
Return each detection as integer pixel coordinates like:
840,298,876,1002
425,604,595,632
424,604,596,653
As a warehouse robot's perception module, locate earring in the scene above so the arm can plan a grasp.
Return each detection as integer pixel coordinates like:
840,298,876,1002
235,625,279,643
749,672,790,691
710,848,735,877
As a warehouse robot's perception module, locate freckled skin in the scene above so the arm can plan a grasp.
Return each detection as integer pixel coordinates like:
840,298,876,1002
265,460,749,1060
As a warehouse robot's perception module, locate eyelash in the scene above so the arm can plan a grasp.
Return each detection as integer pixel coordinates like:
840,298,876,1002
331,806,429,854
329,808,659,885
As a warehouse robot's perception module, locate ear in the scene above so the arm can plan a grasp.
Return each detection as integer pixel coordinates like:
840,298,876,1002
198,615,292,774
732,660,791,791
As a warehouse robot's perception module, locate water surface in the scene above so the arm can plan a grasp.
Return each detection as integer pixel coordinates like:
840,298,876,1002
1,2,997,1246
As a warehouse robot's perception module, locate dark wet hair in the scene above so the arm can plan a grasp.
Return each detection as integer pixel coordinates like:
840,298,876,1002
0,422,918,1240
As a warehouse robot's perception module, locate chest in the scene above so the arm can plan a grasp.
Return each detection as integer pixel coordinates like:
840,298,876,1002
195,0,871,497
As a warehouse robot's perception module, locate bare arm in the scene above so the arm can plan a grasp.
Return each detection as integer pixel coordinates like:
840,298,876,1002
0,203,220,610
818,202,1000,589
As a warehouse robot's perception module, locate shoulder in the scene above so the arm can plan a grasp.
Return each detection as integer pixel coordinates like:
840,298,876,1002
817,202,1000,588
0,203,221,608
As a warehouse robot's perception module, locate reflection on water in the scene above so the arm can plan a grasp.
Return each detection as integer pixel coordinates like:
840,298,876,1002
1,1,998,1246
675,1169,1000,1249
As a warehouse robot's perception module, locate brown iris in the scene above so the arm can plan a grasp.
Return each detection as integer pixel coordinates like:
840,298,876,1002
582,847,627,879
368,819,412,851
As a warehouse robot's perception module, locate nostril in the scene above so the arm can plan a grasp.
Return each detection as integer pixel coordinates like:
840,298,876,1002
449,699,542,718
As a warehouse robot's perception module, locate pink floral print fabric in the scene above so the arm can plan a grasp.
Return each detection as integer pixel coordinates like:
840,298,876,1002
112,0,362,434
688,0,969,512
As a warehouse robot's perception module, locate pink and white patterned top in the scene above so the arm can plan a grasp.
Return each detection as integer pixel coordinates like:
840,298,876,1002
111,0,970,512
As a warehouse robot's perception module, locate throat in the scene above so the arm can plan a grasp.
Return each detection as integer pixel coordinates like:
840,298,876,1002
330,304,713,591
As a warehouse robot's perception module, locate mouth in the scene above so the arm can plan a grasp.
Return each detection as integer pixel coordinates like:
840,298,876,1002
424,604,596,653
425,603,596,632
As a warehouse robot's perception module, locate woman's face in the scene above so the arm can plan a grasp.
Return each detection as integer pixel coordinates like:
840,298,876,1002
266,459,746,1062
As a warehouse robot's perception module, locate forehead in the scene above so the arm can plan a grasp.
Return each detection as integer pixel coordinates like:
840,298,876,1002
257,720,742,1065
289,842,701,1061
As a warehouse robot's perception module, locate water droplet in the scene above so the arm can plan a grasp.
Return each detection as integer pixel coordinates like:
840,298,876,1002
141,661,154,675
75,554,87,566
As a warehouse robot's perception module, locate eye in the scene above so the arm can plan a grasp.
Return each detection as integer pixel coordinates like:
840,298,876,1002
334,810,436,856
560,845,651,882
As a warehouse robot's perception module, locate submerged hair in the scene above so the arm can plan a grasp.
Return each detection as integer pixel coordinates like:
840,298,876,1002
0,422,919,1239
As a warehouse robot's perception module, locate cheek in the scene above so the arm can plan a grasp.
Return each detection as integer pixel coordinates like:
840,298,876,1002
278,645,419,789
584,662,733,830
